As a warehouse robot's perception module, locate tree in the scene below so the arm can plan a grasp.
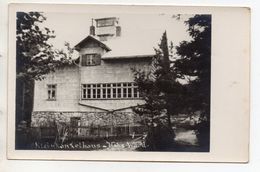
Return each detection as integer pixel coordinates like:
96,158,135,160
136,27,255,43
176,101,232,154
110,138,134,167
16,12,57,81
16,12,73,124
133,32,182,150
174,15,211,149
133,15,211,151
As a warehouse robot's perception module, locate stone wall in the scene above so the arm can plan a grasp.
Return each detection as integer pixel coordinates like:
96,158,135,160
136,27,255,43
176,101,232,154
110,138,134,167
31,111,141,127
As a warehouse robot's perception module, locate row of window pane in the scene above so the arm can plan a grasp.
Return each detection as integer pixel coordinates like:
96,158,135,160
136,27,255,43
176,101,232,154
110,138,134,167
82,83,140,99
96,18,115,27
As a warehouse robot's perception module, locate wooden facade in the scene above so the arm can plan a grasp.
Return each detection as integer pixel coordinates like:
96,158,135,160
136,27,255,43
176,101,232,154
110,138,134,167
32,17,154,133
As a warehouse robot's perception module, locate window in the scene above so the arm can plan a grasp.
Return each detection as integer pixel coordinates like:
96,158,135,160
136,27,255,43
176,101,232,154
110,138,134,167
107,88,111,98
81,54,101,66
47,84,56,100
70,117,81,136
123,88,127,98
117,83,122,98
102,84,107,98
96,18,115,27
92,84,96,98
70,117,81,127
81,82,140,99
97,84,101,98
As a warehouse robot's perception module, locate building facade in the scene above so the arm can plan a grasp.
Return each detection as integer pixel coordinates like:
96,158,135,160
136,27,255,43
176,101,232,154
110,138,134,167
31,17,155,136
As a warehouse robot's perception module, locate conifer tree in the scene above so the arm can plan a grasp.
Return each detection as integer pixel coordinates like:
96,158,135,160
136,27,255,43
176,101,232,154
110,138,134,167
133,15,211,151
133,31,182,150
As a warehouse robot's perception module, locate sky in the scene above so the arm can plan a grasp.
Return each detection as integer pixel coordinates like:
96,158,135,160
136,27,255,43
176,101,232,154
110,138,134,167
38,12,192,57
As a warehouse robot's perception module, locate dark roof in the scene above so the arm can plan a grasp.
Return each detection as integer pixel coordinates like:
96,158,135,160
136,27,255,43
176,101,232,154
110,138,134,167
95,17,117,21
101,54,154,60
74,35,111,52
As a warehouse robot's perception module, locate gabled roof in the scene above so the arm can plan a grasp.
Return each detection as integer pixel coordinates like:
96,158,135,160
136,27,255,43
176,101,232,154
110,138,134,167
74,35,111,51
101,36,156,59
74,34,155,60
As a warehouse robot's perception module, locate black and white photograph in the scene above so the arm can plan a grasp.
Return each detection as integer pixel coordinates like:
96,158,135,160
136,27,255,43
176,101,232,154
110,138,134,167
14,9,211,152
6,4,250,162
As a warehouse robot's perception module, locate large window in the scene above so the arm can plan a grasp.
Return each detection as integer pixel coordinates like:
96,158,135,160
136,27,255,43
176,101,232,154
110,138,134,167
47,84,56,100
96,18,115,27
82,82,140,99
81,54,101,66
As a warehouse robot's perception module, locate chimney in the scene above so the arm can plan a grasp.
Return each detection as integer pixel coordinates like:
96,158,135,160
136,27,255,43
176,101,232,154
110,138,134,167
89,19,95,36
116,26,121,37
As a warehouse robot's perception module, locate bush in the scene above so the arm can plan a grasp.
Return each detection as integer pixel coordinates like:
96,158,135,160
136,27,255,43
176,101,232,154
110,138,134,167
16,121,39,149
196,120,210,151
145,124,176,151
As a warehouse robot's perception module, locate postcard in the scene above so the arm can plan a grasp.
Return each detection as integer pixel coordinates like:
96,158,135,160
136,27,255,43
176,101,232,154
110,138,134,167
7,3,250,162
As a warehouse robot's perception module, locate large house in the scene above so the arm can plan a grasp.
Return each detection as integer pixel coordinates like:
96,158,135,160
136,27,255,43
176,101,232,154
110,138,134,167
31,17,156,137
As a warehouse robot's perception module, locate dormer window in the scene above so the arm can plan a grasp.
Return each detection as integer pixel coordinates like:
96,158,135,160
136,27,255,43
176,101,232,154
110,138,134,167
81,54,101,66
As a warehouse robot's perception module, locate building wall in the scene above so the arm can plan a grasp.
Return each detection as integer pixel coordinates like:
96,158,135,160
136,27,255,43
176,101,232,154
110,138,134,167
96,25,116,36
78,58,150,110
78,40,151,83
80,58,150,83
33,58,150,112
33,39,151,128
78,42,151,110
33,66,81,112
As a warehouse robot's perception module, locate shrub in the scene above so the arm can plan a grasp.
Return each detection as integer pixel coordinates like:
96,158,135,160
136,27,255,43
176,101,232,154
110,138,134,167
195,120,210,151
145,124,176,151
